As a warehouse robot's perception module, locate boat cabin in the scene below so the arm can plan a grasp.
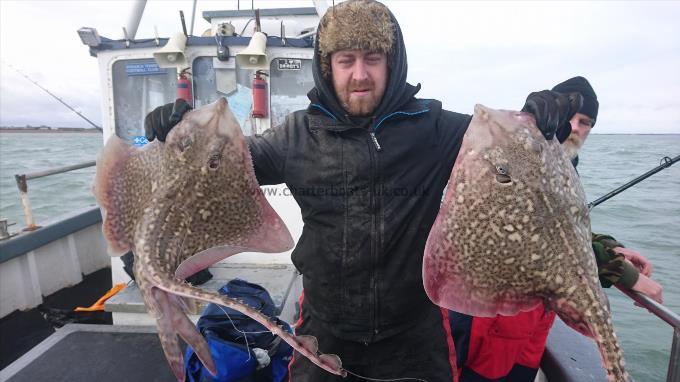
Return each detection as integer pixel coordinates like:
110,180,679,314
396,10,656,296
86,7,320,144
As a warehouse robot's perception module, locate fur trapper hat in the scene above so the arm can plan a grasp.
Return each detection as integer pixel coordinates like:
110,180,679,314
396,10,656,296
318,0,395,78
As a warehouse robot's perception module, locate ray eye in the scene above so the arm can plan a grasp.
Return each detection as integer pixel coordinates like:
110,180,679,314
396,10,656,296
496,173,512,184
208,154,221,169
495,164,512,184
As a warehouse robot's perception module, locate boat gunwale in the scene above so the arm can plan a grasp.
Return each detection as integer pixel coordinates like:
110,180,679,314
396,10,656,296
0,207,102,264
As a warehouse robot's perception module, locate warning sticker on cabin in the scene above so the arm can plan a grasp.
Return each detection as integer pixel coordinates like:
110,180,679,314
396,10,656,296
126,62,167,76
277,59,302,70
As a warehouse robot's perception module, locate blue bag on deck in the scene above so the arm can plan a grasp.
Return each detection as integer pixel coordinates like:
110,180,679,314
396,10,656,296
184,279,293,382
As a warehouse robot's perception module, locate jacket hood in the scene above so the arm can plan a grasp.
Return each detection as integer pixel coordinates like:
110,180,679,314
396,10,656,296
307,4,421,126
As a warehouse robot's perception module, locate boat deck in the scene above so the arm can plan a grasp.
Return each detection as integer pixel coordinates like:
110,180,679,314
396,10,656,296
1,325,173,382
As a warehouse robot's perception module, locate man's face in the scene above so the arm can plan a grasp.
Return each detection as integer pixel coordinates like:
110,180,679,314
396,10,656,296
563,112,594,160
330,49,388,117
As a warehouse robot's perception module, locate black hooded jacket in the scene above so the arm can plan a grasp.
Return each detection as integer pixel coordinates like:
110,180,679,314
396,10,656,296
246,11,471,343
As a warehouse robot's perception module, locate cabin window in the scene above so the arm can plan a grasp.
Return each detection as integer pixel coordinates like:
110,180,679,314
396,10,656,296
191,56,314,134
111,59,177,143
192,56,255,136
269,58,314,127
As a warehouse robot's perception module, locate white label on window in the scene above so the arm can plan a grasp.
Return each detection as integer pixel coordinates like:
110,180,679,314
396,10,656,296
277,59,301,71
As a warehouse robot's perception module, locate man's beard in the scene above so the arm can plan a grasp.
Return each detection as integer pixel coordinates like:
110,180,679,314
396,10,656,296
338,80,383,117
563,133,583,160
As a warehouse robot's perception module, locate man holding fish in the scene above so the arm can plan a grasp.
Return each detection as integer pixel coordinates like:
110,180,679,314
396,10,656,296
448,76,663,382
142,1,633,381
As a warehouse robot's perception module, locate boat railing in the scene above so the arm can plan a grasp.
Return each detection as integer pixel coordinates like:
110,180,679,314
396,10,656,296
13,160,96,231
617,286,680,382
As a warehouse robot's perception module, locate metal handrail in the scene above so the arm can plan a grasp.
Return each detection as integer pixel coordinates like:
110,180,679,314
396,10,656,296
617,286,680,382
13,160,96,231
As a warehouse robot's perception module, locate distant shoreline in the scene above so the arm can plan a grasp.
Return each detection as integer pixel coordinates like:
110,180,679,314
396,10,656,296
0,129,101,134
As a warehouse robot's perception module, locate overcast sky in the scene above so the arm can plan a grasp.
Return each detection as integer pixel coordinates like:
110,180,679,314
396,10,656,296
1,0,679,134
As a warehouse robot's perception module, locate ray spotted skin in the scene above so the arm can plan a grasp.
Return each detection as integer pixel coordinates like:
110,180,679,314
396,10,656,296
423,105,629,381
94,98,345,381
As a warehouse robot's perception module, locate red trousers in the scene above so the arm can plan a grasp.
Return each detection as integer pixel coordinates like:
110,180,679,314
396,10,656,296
458,306,556,381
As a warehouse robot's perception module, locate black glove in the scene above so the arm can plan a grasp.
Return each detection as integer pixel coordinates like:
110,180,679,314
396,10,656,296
144,99,193,142
521,90,582,143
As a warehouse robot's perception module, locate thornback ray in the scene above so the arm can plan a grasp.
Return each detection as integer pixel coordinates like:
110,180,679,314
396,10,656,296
423,104,629,382
93,98,345,381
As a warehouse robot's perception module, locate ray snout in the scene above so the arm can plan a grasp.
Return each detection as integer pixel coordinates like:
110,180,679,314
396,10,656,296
209,98,241,139
215,96,228,111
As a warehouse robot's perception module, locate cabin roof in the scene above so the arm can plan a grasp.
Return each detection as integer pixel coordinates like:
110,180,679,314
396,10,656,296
87,35,313,57
203,7,318,22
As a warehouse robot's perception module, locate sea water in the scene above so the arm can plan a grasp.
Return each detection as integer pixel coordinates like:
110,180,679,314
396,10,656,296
579,135,679,381
0,132,102,227
0,132,678,381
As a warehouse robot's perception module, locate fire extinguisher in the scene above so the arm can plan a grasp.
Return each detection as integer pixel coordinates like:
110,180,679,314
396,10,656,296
252,70,268,118
177,68,193,107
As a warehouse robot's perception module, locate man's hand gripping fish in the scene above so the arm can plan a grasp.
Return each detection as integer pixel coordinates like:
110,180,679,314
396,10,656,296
423,105,630,381
93,98,345,381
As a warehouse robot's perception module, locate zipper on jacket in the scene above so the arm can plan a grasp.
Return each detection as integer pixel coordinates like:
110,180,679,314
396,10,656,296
369,131,382,151
373,173,381,338
366,131,379,340
369,116,382,152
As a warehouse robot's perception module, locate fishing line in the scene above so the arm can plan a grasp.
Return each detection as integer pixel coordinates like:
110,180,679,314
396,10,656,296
215,303,271,335
216,303,252,361
343,369,430,382
215,302,272,362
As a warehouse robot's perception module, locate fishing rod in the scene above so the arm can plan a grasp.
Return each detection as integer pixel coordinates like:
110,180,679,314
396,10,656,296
3,62,102,132
588,154,679,210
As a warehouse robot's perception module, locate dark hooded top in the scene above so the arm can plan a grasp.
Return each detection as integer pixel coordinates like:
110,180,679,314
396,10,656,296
246,10,471,342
